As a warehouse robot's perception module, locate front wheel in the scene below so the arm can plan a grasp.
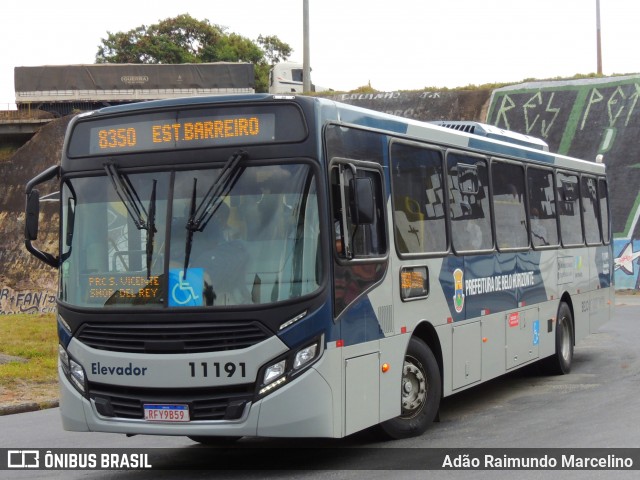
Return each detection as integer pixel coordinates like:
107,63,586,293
380,337,441,439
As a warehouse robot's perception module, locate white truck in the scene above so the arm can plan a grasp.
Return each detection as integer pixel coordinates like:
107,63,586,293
268,61,330,94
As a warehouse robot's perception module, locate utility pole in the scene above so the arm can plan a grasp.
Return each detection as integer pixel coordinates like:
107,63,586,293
596,0,603,75
303,0,311,93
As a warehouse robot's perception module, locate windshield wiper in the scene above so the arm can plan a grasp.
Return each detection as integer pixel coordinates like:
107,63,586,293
183,150,247,276
104,162,157,278
104,163,148,229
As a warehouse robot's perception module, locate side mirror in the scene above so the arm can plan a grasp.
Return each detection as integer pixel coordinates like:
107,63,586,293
25,189,40,241
349,177,375,225
24,165,60,268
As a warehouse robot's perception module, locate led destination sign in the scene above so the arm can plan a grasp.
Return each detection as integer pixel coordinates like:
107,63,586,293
90,113,274,154
67,103,307,157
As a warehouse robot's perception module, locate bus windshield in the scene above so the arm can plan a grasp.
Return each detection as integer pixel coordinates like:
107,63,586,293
60,162,321,308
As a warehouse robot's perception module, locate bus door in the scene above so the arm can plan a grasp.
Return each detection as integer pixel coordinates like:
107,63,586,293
329,159,391,435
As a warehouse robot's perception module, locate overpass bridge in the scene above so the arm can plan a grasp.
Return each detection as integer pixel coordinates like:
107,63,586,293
0,110,54,143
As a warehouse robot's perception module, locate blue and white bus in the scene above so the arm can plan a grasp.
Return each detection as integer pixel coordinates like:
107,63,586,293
25,94,613,442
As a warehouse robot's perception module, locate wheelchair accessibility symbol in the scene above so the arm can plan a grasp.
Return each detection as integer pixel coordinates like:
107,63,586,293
533,319,540,346
169,268,204,307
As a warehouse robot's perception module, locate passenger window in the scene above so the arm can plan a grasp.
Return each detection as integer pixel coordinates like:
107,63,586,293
527,167,559,247
390,142,447,255
557,172,583,246
492,161,528,250
447,152,493,252
582,176,601,245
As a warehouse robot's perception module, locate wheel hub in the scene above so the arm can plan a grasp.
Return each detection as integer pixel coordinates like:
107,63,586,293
401,358,427,417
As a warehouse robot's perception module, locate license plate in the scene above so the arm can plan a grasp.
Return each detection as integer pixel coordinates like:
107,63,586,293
143,404,190,422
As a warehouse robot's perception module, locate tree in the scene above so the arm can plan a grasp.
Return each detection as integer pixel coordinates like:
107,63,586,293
95,14,291,92
257,35,293,64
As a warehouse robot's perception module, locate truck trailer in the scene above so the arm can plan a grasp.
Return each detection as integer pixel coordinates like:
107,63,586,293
14,63,255,115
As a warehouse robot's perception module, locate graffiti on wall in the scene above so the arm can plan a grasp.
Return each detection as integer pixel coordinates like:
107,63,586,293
0,286,56,314
487,75,640,291
333,89,491,124
492,82,640,154
493,90,562,139
614,240,640,290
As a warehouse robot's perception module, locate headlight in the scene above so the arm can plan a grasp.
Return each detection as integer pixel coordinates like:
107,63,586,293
69,359,86,394
294,344,318,370
263,360,286,384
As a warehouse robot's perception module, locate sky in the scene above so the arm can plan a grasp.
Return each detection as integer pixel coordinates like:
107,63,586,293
2,0,640,107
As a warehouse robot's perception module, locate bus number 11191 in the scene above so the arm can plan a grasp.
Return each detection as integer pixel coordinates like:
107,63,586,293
188,361,246,378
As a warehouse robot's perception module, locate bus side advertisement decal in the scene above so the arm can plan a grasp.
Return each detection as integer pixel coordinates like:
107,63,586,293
444,260,542,320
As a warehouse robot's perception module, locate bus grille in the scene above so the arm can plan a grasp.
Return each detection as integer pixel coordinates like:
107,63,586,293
76,322,271,354
88,382,254,421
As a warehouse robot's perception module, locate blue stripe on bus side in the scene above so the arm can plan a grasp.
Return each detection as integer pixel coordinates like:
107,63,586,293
332,294,385,346
277,302,334,349
276,294,387,350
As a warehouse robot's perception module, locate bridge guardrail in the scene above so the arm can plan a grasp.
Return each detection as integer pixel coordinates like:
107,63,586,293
0,103,55,121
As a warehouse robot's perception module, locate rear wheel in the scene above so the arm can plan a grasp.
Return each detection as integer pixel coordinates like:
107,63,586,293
542,302,574,375
380,337,441,439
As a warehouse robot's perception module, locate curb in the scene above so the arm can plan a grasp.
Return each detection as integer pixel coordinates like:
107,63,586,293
0,399,58,416
615,296,640,306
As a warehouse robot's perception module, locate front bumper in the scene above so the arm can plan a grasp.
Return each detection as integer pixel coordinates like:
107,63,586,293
59,354,336,438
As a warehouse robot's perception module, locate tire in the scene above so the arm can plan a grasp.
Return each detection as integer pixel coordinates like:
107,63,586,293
542,302,574,375
379,337,442,439
187,436,241,446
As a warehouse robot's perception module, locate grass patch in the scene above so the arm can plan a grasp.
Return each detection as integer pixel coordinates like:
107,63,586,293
0,313,57,387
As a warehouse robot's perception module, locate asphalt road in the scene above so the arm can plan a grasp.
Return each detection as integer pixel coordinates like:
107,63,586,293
1,297,639,479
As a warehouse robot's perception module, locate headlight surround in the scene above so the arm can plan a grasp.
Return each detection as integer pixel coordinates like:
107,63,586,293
59,343,87,397
257,336,322,398
57,315,87,397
